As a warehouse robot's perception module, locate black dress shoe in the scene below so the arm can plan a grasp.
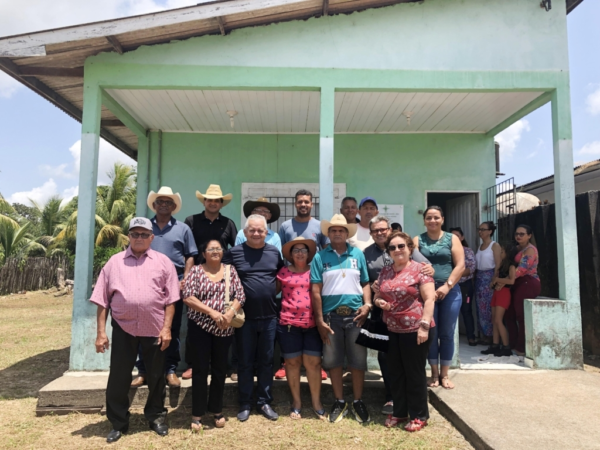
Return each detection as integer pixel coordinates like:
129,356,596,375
237,409,251,422
149,422,169,436
259,404,279,421
106,427,127,443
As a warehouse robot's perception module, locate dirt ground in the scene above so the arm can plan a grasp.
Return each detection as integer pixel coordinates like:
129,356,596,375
0,291,474,449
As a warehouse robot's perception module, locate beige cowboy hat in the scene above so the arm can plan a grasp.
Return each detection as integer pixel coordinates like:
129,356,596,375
282,237,317,264
320,214,357,239
147,186,182,214
195,184,233,206
243,197,280,224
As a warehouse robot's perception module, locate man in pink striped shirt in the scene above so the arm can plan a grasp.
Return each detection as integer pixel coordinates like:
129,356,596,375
91,217,180,444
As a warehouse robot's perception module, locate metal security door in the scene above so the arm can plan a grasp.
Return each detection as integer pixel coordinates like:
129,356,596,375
446,194,479,248
485,178,516,245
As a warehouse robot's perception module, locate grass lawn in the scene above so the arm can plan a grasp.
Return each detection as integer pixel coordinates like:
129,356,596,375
0,291,473,449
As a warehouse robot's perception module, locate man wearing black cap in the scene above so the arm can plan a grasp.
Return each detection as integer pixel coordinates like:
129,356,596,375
235,197,282,253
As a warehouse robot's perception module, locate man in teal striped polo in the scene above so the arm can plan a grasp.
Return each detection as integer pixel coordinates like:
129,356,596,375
310,214,373,424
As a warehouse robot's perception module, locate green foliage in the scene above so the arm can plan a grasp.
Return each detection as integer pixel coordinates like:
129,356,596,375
0,192,15,215
0,218,46,265
94,246,121,273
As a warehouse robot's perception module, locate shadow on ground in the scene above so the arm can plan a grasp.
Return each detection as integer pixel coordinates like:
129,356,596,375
0,347,69,399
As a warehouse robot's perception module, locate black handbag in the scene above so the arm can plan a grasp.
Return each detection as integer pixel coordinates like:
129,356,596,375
355,318,390,352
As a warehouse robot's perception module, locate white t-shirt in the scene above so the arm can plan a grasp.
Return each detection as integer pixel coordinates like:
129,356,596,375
348,223,374,251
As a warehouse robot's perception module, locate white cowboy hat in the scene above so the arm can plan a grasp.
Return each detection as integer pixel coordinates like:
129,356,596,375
147,186,182,214
320,214,357,239
195,184,233,206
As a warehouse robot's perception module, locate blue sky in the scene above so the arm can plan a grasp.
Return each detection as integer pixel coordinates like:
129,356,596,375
0,1,598,205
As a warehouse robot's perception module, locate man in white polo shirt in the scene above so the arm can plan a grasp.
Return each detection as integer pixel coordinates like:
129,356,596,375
310,214,372,424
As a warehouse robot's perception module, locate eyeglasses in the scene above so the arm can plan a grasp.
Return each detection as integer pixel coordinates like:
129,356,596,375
387,244,406,251
247,228,265,235
370,227,389,234
130,232,151,239
514,232,527,237
206,247,223,253
292,248,308,254
478,228,490,232
252,208,271,215
155,199,175,206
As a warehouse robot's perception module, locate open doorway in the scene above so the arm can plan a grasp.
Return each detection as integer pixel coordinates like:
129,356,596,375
426,191,479,249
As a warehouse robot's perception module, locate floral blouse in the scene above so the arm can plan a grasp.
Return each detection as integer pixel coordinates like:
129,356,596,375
515,244,539,280
377,261,435,333
183,264,246,337
459,247,476,284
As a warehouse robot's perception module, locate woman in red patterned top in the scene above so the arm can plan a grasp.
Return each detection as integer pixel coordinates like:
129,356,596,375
276,237,326,420
374,231,436,432
183,239,246,431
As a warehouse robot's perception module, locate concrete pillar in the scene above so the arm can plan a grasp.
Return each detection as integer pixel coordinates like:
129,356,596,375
136,133,150,218
524,85,583,369
319,87,335,221
69,82,108,371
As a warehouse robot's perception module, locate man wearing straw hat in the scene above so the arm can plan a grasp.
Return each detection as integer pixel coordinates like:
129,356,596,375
235,197,282,253
132,187,198,388
310,214,373,424
184,184,237,265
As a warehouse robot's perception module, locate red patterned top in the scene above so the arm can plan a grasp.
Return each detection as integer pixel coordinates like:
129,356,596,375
183,264,246,337
377,261,435,333
277,267,315,328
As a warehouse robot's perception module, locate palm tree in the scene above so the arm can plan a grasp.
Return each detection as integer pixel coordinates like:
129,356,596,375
0,192,14,215
0,216,46,265
30,195,69,248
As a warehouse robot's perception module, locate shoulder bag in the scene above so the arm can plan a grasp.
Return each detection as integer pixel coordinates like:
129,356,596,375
223,264,245,328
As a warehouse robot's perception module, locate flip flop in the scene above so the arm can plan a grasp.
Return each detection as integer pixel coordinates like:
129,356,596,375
440,375,455,390
290,407,301,420
312,408,327,421
214,414,225,428
191,419,202,432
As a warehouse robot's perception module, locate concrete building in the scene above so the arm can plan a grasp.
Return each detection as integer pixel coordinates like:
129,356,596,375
0,0,585,371
519,160,600,204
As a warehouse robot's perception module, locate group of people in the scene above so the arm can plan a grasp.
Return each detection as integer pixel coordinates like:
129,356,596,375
90,184,537,443
450,222,541,358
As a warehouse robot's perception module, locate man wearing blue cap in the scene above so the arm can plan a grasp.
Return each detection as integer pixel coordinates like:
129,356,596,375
348,197,378,251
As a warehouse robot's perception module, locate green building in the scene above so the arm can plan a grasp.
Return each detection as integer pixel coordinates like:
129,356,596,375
0,0,584,371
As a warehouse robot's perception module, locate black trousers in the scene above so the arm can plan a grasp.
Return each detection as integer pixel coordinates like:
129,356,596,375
387,330,431,421
188,320,234,417
106,320,167,431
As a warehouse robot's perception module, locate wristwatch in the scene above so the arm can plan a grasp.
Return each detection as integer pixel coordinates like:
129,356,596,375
446,279,453,287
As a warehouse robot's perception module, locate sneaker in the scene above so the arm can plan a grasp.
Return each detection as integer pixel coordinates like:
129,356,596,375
352,400,370,424
493,346,513,357
381,401,393,415
274,364,286,379
321,369,328,380
328,400,348,423
480,345,499,355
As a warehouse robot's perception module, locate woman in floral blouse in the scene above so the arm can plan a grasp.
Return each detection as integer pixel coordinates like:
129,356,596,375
183,239,246,431
374,231,436,432
503,224,541,355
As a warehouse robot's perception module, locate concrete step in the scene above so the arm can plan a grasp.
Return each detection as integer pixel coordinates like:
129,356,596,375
37,371,387,414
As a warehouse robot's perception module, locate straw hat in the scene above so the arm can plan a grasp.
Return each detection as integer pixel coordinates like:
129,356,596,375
320,214,357,238
195,184,233,206
282,237,317,264
243,197,280,224
147,186,182,214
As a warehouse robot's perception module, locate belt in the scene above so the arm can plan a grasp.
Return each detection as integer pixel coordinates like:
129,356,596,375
335,306,355,316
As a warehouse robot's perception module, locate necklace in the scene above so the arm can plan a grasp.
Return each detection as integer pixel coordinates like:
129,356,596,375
336,253,348,278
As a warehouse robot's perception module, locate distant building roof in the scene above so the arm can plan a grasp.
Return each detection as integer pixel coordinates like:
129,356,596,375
518,159,600,192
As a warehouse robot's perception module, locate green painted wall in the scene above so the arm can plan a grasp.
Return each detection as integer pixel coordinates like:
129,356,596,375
92,0,568,73
158,133,494,234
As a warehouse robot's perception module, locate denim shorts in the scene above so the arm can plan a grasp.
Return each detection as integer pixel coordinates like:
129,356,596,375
276,323,323,359
322,312,367,371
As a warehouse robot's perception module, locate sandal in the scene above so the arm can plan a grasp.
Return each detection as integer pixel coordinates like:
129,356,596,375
191,419,202,432
290,407,301,420
405,418,427,432
427,376,440,388
440,375,455,390
384,414,408,428
214,414,225,428
312,408,327,421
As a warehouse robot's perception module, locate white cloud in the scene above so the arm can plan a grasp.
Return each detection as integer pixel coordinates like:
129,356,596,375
62,186,79,205
495,119,530,159
39,163,75,179
586,86,600,116
578,141,600,156
8,179,58,206
0,73,21,98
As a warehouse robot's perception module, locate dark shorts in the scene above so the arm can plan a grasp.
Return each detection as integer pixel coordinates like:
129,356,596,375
276,323,323,359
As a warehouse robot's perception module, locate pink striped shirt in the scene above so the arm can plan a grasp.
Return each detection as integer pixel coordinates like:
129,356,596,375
90,247,180,337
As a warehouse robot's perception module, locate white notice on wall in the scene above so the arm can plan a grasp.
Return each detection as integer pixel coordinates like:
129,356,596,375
378,204,404,228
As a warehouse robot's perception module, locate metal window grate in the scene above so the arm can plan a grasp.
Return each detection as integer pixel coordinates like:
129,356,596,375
265,196,320,232
485,178,516,245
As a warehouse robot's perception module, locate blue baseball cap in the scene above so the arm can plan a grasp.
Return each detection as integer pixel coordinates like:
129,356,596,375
359,196,378,209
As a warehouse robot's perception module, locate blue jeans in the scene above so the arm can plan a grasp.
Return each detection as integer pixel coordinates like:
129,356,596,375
235,317,277,409
428,283,462,367
459,280,476,341
136,298,183,375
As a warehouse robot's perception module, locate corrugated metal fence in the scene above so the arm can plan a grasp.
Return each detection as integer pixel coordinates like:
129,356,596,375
0,256,69,295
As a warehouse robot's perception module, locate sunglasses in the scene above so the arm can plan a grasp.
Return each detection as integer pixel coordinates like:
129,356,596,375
130,232,151,239
387,244,406,252
292,248,308,254
370,227,389,234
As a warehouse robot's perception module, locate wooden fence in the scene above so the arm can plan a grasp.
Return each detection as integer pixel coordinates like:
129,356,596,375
0,257,69,295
